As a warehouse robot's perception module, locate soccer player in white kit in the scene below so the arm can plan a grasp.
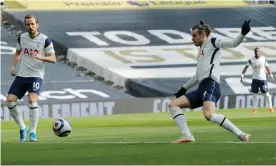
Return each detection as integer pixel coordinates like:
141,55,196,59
241,47,275,113
168,21,252,143
6,14,56,142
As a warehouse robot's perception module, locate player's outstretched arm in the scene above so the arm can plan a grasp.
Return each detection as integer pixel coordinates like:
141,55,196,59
213,20,251,49
174,75,198,98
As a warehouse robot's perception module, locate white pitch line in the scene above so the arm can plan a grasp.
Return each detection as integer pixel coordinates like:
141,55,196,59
2,141,276,144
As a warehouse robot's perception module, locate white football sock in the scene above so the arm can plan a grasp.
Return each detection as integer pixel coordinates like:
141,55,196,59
169,107,192,137
29,102,39,134
210,113,243,136
264,92,273,109
252,93,258,109
7,102,26,130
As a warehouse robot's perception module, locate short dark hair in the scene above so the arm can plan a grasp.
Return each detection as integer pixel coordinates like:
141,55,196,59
24,14,39,24
192,23,212,37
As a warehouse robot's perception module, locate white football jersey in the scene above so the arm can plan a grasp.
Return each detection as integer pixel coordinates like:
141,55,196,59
16,32,55,79
195,36,222,83
246,56,268,80
183,34,245,89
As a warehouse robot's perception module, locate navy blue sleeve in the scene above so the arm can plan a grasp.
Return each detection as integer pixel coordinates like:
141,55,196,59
211,37,218,49
44,38,52,48
17,35,21,44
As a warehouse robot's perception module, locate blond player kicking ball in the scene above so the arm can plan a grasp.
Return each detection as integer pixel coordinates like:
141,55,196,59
241,47,275,113
168,20,252,143
6,14,56,142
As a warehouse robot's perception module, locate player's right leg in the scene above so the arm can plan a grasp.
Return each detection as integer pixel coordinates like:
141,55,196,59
251,79,259,113
6,77,29,142
201,79,250,141
168,91,202,143
203,101,251,141
251,93,258,113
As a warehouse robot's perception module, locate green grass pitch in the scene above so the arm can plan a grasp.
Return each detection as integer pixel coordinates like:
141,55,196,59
2,108,276,165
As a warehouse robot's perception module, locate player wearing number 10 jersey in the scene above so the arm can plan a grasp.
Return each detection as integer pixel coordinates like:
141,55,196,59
6,14,56,142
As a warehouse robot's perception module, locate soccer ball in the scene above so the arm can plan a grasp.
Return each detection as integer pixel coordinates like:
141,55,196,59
53,118,72,137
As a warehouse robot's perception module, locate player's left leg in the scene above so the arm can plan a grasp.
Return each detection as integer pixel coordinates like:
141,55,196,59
6,76,29,142
260,81,274,112
202,80,251,141
265,92,274,112
27,77,43,142
169,83,207,143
